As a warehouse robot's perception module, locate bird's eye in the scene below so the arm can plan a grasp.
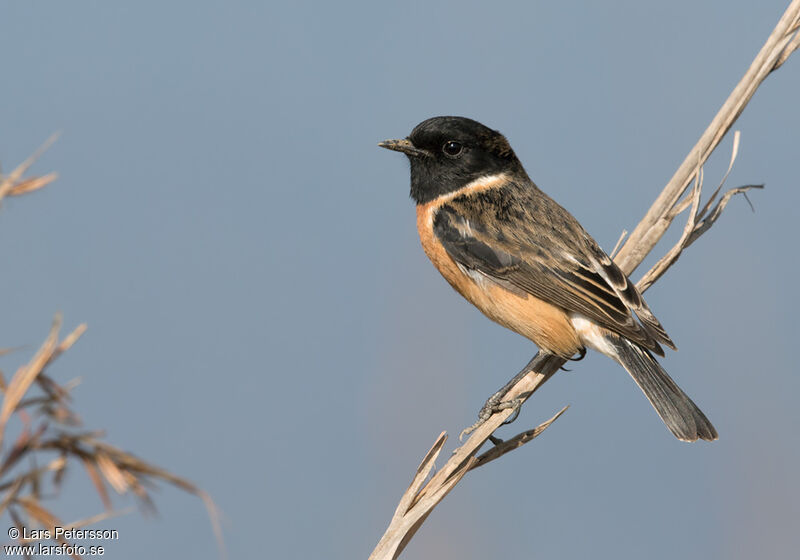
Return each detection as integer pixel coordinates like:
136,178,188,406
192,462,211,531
442,141,463,157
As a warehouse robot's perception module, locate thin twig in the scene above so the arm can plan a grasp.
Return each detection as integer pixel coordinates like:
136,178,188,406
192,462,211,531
471,406,568,469
609,229,628,259
686,184,764,248
635,162,704,293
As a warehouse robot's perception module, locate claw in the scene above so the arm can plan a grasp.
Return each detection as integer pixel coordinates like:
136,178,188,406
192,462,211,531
460,353,544,441
501,400,523,424
459,424,478,441
459,396,524,441
562,348,586,370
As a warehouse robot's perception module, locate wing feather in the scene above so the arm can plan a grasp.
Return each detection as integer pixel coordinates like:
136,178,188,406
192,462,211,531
433,183,674,354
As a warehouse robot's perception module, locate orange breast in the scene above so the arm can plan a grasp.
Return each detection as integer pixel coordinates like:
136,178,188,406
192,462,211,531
415,201,581,359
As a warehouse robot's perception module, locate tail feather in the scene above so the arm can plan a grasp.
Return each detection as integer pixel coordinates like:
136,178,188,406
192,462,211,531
609,335,717,442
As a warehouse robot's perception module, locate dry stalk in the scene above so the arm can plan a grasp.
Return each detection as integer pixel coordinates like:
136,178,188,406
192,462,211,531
369,2,800,559
614,0,800,273
0,133,60,204
0,145,226,559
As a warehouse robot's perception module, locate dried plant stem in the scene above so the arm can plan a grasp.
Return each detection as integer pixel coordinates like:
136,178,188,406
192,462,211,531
614,0,800,274
1,142,226,557
0,133,60,204
369,2,800,559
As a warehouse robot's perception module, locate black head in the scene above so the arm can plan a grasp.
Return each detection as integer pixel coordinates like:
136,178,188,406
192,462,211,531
379,116,525,204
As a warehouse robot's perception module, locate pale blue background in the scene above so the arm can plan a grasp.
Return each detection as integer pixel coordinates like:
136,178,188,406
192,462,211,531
1,1,798,558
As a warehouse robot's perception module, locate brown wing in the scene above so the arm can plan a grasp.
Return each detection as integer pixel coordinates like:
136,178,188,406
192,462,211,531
433,180,675,355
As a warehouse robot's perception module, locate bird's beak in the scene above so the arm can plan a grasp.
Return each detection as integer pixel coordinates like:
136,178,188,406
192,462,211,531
378,138,430,158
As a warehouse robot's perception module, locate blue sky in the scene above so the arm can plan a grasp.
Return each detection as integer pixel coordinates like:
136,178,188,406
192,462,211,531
1,1,798,558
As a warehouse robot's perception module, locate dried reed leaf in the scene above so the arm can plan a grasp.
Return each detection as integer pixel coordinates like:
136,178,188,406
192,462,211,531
772,15,800,70
62,507,132,532
0,315,62,443
395,432,446,518
51,324,87,363
0,132,60,204
609,229,628,259
687,184,765,248
0,478,24,517
392,456,476,560
0,455,63,496
95,453,129,494
81,458,112,511
199,490,228,560
636,163,704,293
697,130,741,221
471,406,569,469
49,454,68,489
17,495,62,534
6,173,58,196
18,497,81,559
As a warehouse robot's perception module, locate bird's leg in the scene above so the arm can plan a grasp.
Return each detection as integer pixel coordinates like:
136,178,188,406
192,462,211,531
461,348,584,441
459,354,542,441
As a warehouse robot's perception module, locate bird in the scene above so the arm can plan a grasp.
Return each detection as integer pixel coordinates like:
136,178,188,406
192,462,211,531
379,116,717,442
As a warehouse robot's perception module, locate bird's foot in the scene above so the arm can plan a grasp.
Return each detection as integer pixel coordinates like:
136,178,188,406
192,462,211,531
459,393,524,441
